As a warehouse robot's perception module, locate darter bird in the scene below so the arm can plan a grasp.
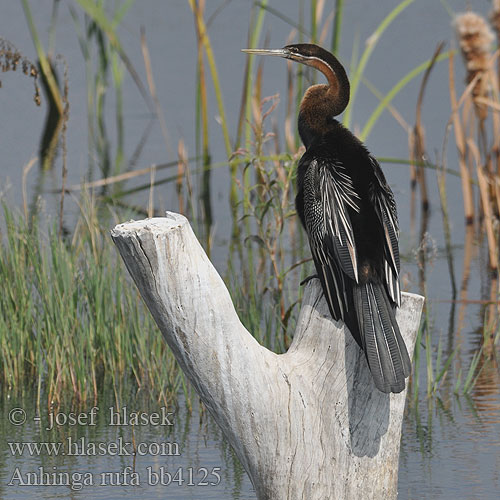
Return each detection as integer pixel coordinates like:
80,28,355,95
242,44,411,393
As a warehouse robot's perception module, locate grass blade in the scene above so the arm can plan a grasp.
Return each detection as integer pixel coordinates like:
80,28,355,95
360,51,450,141
21,0,62,115
344,0,414,129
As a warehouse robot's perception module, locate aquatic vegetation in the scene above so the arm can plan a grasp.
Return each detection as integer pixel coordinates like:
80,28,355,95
0,0,497,414
0,37,40,105
0,202,187,408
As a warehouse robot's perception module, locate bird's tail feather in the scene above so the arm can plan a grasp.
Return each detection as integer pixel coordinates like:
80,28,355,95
353,282,411,393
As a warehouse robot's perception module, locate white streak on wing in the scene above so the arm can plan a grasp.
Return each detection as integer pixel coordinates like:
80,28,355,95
318,161,360,282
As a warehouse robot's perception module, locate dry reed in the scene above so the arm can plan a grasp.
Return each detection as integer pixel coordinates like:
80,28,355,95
410,44,444,213
452,11,499,271
454,12,494,121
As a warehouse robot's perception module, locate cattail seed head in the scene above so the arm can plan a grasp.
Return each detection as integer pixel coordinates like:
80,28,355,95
490,0,500,36
454,12,494,119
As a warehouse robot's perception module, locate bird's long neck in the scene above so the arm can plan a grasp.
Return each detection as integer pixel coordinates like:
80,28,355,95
307,52,350,115
298,52,350,147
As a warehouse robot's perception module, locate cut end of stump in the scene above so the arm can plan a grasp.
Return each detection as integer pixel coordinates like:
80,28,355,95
111,212,188,238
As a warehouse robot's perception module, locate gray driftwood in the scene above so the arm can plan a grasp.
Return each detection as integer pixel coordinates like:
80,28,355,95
111,212,424,500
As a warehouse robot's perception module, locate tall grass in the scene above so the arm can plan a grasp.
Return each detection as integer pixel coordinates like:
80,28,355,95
229,94,308,348
0,202,186,408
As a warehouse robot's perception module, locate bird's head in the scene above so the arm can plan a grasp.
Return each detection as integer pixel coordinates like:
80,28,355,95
242,43,350,117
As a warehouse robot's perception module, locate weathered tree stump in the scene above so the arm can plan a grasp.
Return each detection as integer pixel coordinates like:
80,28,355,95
111,212,424,500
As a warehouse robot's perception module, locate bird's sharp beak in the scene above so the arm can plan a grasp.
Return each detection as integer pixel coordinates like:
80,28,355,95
241,48,290,58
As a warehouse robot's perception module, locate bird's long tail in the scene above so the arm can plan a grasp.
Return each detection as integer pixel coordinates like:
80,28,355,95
353,282,411,393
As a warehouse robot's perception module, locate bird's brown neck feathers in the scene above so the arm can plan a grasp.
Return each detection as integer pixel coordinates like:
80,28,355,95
298,50,350,142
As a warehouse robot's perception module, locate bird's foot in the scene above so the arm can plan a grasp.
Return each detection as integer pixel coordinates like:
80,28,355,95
300,274,319,286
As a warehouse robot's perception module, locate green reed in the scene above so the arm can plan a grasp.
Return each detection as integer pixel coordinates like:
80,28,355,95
70,3,132,181
331,0,344,55
409,314,497,406
0,203,187,408
21,0,62,115
343,0,414,129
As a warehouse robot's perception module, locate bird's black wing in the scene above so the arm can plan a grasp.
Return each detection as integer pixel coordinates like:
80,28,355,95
301,156,360,321
368,156,401,306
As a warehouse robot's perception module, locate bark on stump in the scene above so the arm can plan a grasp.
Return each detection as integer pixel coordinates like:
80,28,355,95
111,212,424,500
